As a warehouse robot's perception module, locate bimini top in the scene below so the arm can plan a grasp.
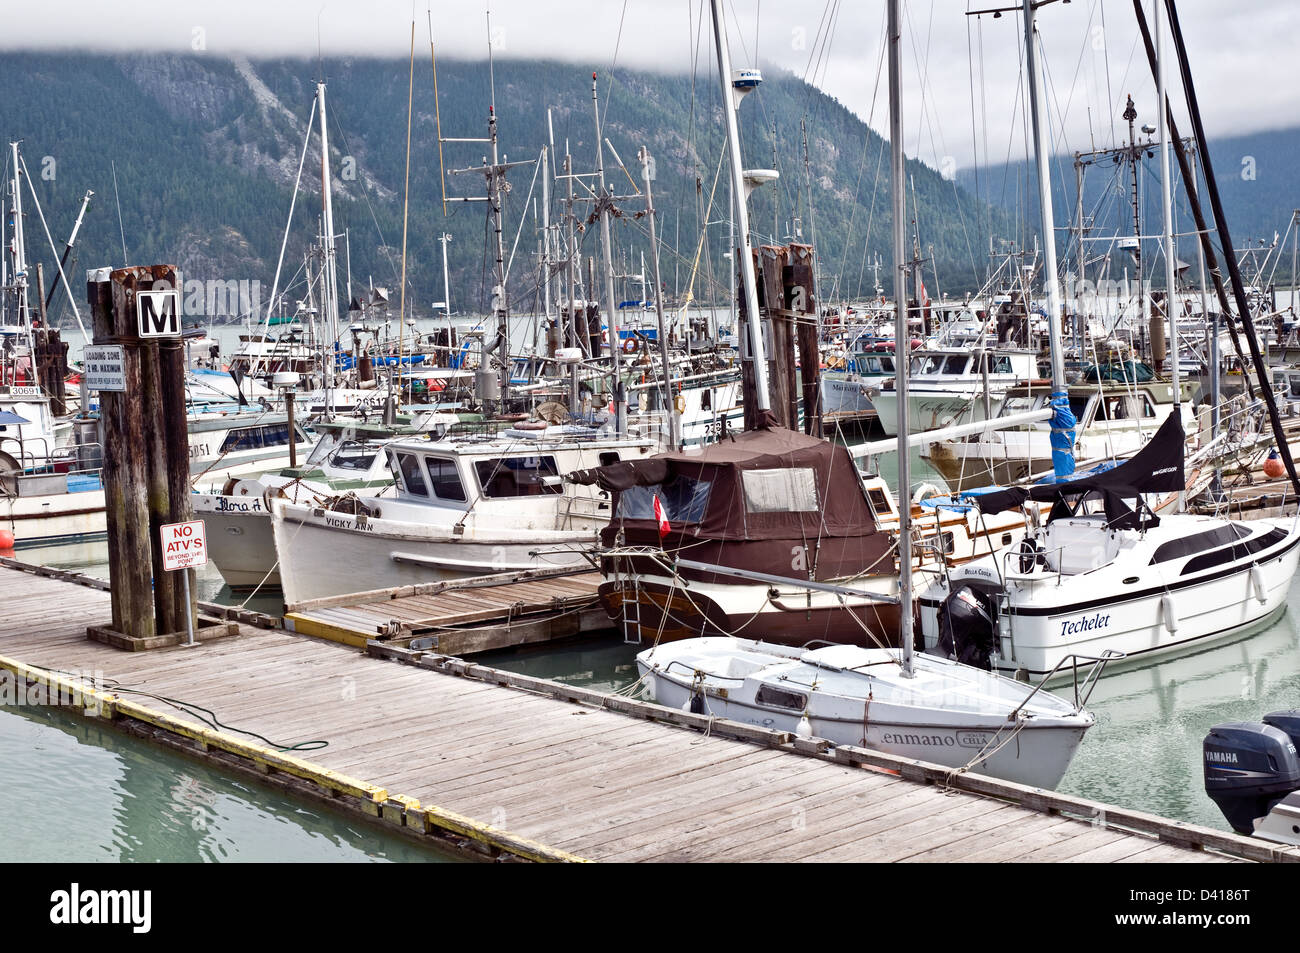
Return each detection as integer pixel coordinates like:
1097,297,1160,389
567,419,890,581
963,411,1185,531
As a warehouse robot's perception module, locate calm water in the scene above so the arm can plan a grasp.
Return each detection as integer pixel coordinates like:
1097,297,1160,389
0,704,457,863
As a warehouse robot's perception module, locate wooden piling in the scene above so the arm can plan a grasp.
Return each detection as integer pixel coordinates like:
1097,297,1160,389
88,264,191,642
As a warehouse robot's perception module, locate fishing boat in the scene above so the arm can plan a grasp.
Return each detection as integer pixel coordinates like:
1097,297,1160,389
864,345,1041,436
270,425,657,605
919,413,1300,681
636,636,1097,789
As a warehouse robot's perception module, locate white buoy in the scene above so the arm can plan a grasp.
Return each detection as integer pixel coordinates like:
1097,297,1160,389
796,710,813,738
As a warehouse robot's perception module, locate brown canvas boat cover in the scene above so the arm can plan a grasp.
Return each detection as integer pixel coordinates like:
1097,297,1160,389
568,423,882,549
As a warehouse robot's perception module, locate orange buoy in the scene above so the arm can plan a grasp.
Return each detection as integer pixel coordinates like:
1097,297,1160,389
1263,449,1286,479
0,528,14,553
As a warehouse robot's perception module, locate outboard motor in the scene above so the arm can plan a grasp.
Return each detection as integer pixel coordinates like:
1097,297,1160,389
935,583,999,670
1263,710,1300,750
1203,721,1300,835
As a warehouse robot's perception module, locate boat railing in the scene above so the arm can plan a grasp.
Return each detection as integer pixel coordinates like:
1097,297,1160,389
1007,649,1126,717
999,541,1118,586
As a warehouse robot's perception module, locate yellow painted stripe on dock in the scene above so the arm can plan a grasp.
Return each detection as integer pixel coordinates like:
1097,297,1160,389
0,652,588,863
283,613,374,648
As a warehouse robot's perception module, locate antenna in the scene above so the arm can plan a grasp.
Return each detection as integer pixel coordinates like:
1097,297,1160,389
428,9,447,215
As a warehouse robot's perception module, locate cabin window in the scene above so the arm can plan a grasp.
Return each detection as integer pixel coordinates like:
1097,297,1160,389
990,355,1012,374
395,453,429,497
1139,395,1158,418
425,456,467,501
219,423,292,453
943,355,969,374
1150,523,1250,564
755,684,807,711
701,389,712,411
865,487,893,517
329,441,380,471
922,531,956,556
475,455,562,498
616,477,712,524
878,356,894,373
1068,395,1092,422
742,467,819,513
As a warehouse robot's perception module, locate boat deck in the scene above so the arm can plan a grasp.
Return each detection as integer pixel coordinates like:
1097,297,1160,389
1,563,1293,863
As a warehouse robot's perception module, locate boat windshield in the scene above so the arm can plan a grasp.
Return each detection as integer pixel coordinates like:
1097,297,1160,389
474,455,562,498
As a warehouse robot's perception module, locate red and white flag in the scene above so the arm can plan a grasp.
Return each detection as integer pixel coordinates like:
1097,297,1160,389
653,494,670,538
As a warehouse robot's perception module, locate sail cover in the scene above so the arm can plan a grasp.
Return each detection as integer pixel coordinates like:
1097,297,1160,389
966,411,1185,528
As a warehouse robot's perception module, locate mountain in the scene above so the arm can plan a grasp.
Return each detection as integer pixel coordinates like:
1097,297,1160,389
957,126,1300,289
1,50,1009,330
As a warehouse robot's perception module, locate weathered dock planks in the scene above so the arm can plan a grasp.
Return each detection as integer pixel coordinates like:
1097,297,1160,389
0,563,1294,863
283,567,607,654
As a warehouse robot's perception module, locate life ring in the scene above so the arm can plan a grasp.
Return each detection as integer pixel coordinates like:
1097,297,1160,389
911,482,943,505
622,337,638,354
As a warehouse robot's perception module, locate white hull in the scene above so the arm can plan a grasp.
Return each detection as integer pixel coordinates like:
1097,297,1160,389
2,488,105,544
195,494,280,588
272,501,594,605
921,514,1300,683
638,640,1092,789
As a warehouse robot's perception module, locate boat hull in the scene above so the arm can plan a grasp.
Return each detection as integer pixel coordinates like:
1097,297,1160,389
640,662,1088,789
272,501,595,605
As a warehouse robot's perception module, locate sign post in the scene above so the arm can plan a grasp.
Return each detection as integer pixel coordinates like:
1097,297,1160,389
160,519,206,647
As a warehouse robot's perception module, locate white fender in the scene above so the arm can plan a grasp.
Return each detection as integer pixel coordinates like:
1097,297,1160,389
1160,593,1179,634
1250,564,1268,604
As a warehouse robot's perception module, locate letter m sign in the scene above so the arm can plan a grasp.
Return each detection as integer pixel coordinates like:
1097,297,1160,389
137,289,181,337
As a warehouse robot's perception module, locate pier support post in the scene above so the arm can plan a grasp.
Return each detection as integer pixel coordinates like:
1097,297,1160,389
86,264,195,642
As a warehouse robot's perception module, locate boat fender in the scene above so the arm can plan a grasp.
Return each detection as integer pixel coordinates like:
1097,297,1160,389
684,692,706,715
1250,564,1268,604
1160,593,1179,634
673,393,687,414
796,710,813,738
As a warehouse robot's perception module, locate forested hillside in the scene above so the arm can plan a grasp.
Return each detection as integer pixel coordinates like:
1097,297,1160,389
2,50,1019,328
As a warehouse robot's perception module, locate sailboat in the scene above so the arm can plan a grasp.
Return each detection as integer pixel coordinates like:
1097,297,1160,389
634,0,1097,793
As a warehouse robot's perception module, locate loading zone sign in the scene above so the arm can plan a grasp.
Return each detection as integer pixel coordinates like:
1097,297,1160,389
83,345,126,392
161,519,207,570
137,289,181,337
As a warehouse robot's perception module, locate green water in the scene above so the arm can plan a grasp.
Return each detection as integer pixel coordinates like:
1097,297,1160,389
0,704,457,863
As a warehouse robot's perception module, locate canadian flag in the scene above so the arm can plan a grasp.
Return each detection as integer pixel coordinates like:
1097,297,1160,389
653,494,670,538
919,278,931,308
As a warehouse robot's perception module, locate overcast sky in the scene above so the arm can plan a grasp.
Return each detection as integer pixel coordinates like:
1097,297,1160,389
6,1,1297,170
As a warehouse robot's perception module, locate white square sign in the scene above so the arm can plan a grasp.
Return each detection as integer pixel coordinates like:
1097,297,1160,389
138,289,181,337
83,345,126,392
160,519,207,570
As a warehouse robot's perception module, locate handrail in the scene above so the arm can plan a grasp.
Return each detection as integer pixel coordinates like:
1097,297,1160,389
1006,649,1127,716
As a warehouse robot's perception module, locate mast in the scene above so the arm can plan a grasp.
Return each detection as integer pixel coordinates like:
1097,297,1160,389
888,0,913,678
1022,0,1075,479
592,74,625,434
709,0,770,413
640,146,680,450
1155,0,1181,457
1164,0,1300,499
8,142,30,329
316,82,341,417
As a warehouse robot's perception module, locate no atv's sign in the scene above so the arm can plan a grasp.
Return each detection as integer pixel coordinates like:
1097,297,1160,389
160,519,207,571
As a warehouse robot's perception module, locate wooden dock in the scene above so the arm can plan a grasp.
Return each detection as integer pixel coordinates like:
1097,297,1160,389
283,567,608,654
2,562,1296,864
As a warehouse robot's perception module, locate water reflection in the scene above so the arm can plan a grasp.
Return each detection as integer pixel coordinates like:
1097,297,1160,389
0,705,458,863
